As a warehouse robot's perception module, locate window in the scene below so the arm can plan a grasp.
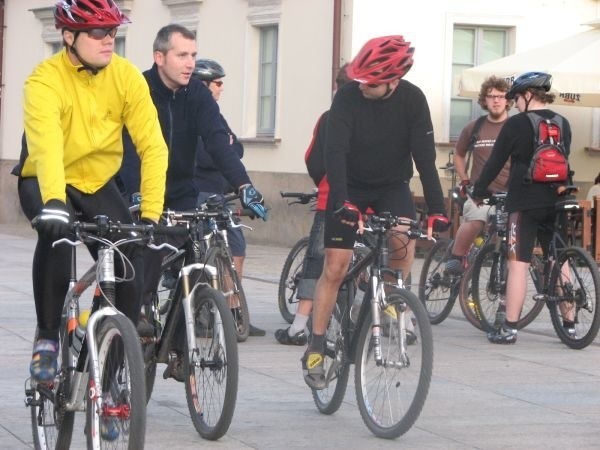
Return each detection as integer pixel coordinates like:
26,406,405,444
257,25,278,137
450,26,509,140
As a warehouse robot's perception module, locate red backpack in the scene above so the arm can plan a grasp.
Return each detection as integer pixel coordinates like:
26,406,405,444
525,112,569,184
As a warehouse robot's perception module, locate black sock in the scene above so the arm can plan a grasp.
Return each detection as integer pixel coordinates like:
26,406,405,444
562,320,575,328
505,320,518,330
308,333,325,353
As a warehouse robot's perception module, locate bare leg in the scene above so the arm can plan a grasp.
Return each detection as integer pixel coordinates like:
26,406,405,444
389,223,415,281
452,220,485,256
505,260,529,322
311,248,353,336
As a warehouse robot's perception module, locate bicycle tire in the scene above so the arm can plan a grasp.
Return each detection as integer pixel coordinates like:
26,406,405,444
548,246,600,349
458,265,485,330
141,300,158,403
29,328,75,450
207,247,250,342
418,238,458,324
311,283,351,414
472,243,543,332
86,314,146,450
355,288,433,439
184,285,238,440
278,237,309,323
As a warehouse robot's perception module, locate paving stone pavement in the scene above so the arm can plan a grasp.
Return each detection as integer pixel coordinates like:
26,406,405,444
0,226,599,449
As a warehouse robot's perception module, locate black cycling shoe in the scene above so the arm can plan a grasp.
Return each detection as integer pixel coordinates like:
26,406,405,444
249,324,266,337
275,327,307,346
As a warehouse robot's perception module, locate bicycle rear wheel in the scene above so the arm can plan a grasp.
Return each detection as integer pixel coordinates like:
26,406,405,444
28,329,75,450
210,248,250,342
184,285,238,440
472,243,543,332
86,314,146,449
548,247,600,349
355,288,433,439
458,265,485,330
278,237,309,323
312,285,350,415
418,238,458,324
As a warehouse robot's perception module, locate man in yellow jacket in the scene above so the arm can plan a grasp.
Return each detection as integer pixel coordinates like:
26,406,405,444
13,0,167,386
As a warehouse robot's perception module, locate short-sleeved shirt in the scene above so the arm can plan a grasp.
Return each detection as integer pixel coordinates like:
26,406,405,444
455,117,509,193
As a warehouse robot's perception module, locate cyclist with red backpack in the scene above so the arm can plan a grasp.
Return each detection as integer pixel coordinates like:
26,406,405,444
472,71,573,344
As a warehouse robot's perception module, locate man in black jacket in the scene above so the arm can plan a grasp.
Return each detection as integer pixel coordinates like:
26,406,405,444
301,36,449,390
120,24,265,215
120,24,268,379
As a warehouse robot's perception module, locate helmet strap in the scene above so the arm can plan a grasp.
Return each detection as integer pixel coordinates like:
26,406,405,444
68,32,105,76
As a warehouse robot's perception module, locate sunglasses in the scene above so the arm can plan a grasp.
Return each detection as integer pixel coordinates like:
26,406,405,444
365,83,380,88
84,27,118,40
485,94,506,100
211,80,224,87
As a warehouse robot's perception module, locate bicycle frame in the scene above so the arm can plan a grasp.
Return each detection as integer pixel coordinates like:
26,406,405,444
336,217,420,366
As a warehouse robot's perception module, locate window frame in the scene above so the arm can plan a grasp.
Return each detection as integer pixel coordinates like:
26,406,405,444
256,24,279,137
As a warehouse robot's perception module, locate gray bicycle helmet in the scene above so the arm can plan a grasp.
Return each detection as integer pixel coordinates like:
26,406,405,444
193,59,225,81
506,71,552,100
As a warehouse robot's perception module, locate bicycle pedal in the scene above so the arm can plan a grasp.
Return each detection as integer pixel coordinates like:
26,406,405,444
383,304,397,319
533,293,548,302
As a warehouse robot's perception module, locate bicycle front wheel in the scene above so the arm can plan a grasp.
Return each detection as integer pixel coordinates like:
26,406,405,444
312,286,350,415
355,288,433,439
184,285,238,440
29,329,75,450
418,238,458,324
86,314,146,450
278,237,309,323
548,246,600,349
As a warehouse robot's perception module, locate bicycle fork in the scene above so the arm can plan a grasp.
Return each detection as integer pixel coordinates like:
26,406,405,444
370,268,410,369
179,262,222,369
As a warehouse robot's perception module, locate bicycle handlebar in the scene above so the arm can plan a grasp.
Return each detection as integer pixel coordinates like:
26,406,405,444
363,213,432,241
280,191,317,205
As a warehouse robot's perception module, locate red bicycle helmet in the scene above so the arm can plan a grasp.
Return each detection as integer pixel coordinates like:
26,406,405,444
346,35,414,84
54,0,130,30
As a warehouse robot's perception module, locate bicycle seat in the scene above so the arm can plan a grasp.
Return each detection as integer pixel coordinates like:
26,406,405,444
555,194,579,211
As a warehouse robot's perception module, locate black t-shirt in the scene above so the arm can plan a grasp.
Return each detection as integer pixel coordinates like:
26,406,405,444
325,80,446,214
473,109,572,212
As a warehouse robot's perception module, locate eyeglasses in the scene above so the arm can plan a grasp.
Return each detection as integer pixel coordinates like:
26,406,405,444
365,83,380,88
84,27,118,40
485,94,506,100
210,80,224,87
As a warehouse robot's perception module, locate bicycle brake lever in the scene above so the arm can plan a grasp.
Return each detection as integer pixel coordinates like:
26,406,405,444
148,242,179,253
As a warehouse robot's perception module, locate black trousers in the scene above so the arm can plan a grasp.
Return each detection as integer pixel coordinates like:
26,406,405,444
18,177,143,341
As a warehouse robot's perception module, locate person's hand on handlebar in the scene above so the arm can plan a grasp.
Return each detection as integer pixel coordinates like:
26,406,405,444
239,184,268,221
334,201,364,233
459,179,470,197
32,199,72,241
426,213,450,238
466,185,488,206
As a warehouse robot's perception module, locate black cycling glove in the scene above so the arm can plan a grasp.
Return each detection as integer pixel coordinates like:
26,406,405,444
239,184,268,221
33,199,71,241
333,201,362,224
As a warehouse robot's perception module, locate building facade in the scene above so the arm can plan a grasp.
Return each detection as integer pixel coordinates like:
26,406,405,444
1,0,599,245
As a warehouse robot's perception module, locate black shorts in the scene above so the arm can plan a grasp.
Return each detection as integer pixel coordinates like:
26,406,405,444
507,207,560,263
296,211,325,300
324,182,415,250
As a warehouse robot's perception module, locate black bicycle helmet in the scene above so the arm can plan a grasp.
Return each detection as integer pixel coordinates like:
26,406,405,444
193,59,225,81
506,71,552,100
